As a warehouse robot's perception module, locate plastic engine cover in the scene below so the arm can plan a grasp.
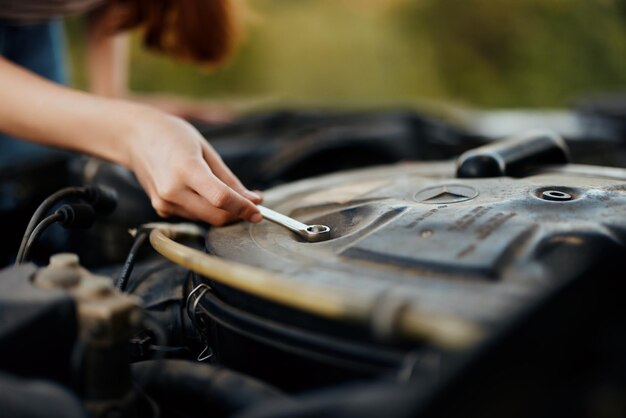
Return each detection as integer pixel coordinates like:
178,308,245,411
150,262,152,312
204,161,626,385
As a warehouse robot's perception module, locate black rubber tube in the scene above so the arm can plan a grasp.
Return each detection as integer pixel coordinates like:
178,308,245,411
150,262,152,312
0,371,87,418
19,212,64,264
197,286,404,374
116,230,149,292
234,379,421,418
132,360,290,418
15,186,86,265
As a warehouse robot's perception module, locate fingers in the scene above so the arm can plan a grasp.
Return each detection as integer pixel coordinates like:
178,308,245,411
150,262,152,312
202,143,262,204
154,190,239,226
147,156,261,225
180,158,261,223
129,114,261,227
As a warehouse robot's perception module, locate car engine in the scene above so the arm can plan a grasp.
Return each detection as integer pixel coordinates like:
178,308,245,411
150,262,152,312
1,109,625,418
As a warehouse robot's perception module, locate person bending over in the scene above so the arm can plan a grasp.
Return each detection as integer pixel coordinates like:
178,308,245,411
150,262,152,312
0,0,262,225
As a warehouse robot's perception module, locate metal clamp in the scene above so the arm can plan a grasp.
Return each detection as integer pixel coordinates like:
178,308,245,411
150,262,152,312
186,284,211,331
186,283,214,362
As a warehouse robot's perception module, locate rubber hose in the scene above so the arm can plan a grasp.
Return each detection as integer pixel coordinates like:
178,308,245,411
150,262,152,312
234,379,422,418
132,360,291,418
0,371,87,418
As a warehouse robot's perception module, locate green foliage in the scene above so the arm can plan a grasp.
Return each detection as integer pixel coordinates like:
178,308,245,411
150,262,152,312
66,0,626,108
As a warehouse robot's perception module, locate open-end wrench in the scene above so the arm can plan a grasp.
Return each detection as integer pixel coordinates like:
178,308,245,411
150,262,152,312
257,205,331,243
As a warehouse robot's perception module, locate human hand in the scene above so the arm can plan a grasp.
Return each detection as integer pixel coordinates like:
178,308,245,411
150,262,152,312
0,58,256,226
125,109,261,225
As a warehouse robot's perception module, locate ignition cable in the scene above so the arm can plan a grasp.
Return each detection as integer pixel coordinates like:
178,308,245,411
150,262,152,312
18,203,95,264
16,185,117,265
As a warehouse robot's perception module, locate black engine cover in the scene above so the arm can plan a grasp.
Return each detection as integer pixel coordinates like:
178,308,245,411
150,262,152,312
202,161,626,397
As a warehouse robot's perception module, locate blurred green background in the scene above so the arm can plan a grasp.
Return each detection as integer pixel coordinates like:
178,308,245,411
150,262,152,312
66,0,626,109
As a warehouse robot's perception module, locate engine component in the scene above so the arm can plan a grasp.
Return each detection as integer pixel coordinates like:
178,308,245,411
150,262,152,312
5,113,626,417
15,184,118,265
196,134,626,404
18,203,97,264
0,256,143,416
0,253,288,418
0,264,78,383
132,360,289,418
33,253,143,417
456,129,569,178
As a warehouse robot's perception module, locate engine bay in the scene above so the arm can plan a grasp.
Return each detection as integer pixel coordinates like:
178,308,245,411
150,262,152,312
1,109,625,418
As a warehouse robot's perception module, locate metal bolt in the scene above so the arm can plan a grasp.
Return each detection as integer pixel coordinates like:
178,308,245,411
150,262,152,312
541,190,573,201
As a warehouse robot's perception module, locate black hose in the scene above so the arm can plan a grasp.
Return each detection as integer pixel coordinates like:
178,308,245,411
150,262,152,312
15,185,117,265
19,212,64,264
0,371,88,418
196,286,403,374
234,380,422,418
116,230,149,292
132,360,290,418
15,186,86,265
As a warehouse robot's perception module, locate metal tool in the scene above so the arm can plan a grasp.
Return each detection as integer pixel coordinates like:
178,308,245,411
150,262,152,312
258,205,331,242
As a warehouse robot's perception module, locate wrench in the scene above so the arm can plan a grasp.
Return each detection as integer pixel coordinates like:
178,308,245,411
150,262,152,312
257,205,331,243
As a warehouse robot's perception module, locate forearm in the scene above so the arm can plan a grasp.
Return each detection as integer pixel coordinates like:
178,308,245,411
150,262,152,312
86,10,129,98
0,57,147,168
0,57,260,225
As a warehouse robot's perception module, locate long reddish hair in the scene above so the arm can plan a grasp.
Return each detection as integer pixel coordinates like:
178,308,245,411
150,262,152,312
101,0,240,67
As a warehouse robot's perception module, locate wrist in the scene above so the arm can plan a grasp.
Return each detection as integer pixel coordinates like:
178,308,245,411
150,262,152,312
106,101,163,169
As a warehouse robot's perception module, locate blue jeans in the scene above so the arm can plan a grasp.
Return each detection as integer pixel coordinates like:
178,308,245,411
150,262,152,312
0,20,69,166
